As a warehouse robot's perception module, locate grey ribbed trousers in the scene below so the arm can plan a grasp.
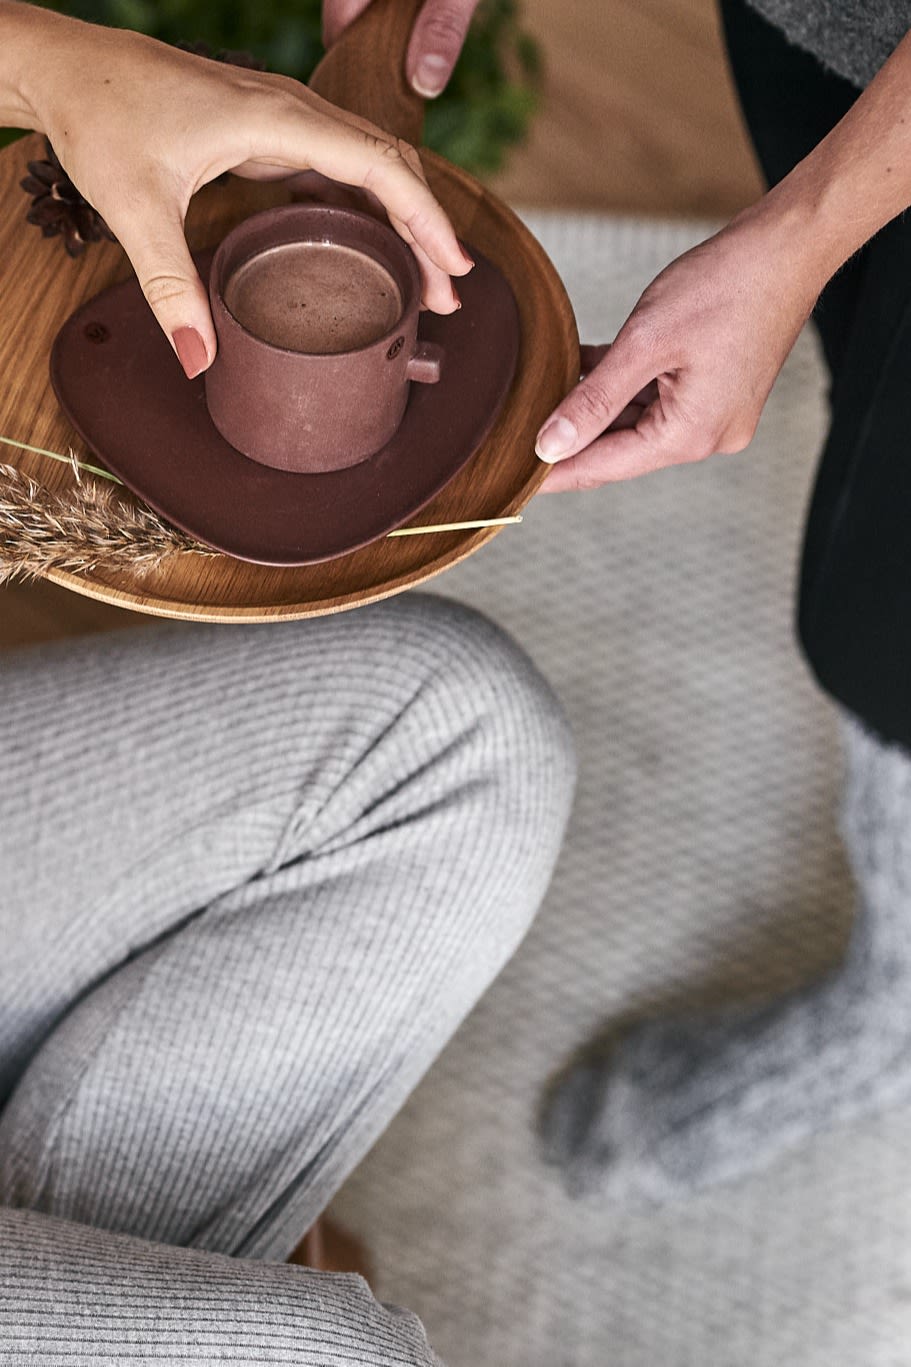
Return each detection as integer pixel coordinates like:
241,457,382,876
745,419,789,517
0,593,575,1364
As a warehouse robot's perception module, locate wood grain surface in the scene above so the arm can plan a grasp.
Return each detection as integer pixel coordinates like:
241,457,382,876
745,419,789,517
0,0,579,623
309,0,426,148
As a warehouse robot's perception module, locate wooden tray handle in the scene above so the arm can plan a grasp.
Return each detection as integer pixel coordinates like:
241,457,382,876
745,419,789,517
308,0,426,147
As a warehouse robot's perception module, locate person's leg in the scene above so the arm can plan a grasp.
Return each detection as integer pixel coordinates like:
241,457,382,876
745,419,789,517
0,595,574,1358
541,1,911,1197
0,1205,445,1367
540,710,911,1199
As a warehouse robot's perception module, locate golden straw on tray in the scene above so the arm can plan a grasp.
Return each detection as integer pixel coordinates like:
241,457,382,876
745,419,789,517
0,436,522,585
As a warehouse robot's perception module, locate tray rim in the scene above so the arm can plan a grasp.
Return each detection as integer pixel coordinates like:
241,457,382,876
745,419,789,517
1,141,579,623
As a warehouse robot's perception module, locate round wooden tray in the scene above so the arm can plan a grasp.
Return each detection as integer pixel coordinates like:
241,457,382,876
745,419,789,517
0,0,578,622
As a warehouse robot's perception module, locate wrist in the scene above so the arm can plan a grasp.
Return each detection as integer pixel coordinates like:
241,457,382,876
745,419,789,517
0,2,84,134
727,175,846,308
738,31,911,296
0,2,55,131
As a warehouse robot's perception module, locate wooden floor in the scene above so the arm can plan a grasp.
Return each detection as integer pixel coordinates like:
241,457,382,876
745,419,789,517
489,0,763,216
2,0,763,646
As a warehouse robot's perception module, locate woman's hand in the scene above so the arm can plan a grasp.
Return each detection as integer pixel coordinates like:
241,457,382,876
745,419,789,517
3,4,471,377
535,208,822,492
535,23,911,494
323,0,481,98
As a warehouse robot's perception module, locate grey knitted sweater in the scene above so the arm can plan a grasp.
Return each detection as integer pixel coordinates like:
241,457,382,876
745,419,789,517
748,0,911,87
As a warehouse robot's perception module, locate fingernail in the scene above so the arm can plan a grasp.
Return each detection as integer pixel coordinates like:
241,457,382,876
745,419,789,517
535,416,577,462
412,54,449,98
459,244,475,271
172,326,208,379
451,285,462,311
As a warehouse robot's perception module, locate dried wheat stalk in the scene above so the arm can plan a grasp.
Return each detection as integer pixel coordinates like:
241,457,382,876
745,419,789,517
0,459,211,585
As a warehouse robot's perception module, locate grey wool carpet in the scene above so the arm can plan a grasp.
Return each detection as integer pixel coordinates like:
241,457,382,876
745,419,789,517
329,212,911,1367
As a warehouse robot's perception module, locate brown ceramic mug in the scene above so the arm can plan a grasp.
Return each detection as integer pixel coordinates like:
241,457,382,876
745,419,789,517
205,204,444,473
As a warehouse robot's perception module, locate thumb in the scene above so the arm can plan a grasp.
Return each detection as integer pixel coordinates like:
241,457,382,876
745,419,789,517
111,202,215,379
535,336,656,465
406,0,478,98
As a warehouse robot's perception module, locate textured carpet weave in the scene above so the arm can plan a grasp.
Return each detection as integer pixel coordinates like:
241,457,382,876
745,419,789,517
330,213,911,1367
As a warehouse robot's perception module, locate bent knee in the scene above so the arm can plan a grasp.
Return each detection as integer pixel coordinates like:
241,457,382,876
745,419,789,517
391,593,576,813
386,595,576,952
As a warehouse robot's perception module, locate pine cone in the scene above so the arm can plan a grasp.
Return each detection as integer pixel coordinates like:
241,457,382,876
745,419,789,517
20,137,116,258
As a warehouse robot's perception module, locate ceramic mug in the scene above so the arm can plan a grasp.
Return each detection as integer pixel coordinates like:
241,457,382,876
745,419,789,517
205,204,444,473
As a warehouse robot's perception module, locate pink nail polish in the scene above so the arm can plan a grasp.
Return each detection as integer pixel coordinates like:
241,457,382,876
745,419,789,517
172,326,208,379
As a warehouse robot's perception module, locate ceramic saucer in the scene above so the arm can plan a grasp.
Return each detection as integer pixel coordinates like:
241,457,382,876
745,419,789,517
50,245,519,566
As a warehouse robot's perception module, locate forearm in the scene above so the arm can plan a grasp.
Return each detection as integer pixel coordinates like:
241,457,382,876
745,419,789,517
0,1207,443,1367
740,28,911,291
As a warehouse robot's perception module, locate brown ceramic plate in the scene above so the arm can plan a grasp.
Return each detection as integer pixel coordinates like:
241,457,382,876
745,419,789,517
49,245,519,566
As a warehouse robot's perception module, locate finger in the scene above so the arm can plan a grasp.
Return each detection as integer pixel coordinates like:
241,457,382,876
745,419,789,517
251,156,459,310
238,155,459,311
404,236,460,313
539,418,706,493
262,105,471,286
579,346,657,408
322,0,373,48
384,142,461,309
108,198,214,377
406,0,479,98
535,338,658,464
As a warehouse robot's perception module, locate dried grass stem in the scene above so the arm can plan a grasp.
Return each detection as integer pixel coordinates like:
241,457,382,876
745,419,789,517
0,459,210,585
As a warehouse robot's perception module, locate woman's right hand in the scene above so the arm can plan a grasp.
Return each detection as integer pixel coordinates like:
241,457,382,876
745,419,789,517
4,3,472,376
535,210,821,490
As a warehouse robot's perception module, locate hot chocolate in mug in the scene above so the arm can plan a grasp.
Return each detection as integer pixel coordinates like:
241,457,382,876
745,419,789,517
205,203,444,473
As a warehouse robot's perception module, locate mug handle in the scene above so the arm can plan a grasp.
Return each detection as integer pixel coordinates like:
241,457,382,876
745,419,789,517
579,343,609,379
406,341,443,385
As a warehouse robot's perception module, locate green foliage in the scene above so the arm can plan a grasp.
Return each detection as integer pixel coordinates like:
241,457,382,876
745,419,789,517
424,0,540,175
7,0,540,176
